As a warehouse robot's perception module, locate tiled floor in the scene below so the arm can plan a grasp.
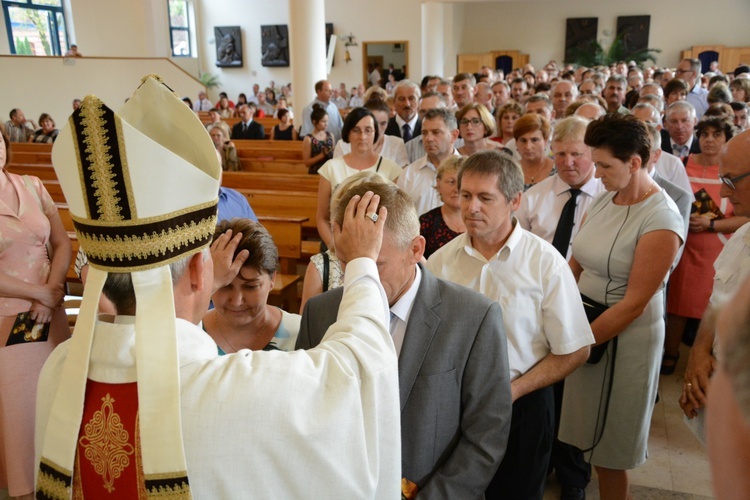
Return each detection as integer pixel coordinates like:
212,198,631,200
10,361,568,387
545,343,715,499
2,347,714,500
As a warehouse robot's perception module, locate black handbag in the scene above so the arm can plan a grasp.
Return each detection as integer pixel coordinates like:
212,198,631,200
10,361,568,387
580,294,612,364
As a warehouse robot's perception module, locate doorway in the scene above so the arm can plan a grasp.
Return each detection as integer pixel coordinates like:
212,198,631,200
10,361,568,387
362,41,409,88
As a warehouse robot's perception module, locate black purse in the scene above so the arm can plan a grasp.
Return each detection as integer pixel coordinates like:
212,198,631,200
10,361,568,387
580,294,611,364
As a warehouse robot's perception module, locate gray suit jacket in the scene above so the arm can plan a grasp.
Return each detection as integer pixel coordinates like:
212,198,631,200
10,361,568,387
296,264,512,499
654,170,692,239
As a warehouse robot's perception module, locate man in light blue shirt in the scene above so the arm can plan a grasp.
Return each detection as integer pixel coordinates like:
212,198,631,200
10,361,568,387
300,80,344,144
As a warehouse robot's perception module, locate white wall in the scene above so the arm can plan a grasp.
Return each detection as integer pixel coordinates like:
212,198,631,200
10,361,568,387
67,0,151,56
196,0,423,105
0,56,204,128
4,0,748,119
458,0,750,70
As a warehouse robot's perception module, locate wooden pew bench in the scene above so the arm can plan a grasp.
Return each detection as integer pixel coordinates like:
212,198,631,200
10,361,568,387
9,143,53,154
6,163,58,180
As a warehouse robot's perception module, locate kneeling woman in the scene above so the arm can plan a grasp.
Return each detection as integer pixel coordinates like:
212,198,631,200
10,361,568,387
204,218,300,352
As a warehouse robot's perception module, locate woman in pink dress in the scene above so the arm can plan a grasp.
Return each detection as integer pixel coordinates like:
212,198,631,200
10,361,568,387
662,117,749,374
0,132,71,499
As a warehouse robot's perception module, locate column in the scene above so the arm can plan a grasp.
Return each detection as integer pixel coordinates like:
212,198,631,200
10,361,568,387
421,2,445,78
289,0,327,111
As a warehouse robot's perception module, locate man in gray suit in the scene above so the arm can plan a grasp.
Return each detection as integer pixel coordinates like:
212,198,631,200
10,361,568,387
296,181,512,499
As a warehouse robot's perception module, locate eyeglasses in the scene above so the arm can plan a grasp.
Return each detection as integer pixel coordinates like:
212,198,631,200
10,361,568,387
675,68,693,75
350,127,375,136
460,118,482,127
719,171,750,190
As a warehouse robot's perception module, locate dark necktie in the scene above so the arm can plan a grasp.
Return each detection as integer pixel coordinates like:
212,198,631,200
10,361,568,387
551,188,581,258
402,123,412,143
243,122,248,133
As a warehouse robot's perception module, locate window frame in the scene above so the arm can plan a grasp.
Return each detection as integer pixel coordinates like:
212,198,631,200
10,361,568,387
2,0,68,56
167,0,191,58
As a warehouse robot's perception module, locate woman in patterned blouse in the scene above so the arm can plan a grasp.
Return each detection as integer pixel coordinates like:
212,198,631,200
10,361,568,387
419,156,466,258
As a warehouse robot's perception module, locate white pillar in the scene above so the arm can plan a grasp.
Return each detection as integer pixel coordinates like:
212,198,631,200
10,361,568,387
289,0,327,111
421,2,445,78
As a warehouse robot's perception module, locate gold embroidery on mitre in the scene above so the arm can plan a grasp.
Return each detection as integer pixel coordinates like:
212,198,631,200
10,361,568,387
78,393,135,494
79,98,125,222
75,214,217,264
36,458,72,500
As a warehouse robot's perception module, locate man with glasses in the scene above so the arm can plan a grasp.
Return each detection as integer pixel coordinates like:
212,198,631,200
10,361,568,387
398,108,460,215
680,130,750,425
676,58,709,119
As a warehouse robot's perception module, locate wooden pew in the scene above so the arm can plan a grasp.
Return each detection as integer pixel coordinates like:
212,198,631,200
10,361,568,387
222,171,318,193
258,215,307,312
6,163,58,180
238,159,308,175
9,143,53,154
9,150,52,165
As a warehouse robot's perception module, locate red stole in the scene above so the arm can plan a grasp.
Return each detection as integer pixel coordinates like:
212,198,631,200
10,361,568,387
73,380,146,498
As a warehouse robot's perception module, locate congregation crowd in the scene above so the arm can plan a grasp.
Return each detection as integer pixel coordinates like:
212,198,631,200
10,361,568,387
2,56,750,500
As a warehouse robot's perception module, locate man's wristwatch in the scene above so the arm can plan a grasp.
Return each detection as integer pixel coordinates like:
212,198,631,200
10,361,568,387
708,219,716,232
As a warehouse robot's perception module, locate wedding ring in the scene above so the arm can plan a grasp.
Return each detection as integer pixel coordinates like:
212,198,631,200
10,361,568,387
366,212,378,223
686,383,692,389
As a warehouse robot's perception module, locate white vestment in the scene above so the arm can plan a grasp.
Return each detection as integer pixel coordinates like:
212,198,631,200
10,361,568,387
36,258,401,499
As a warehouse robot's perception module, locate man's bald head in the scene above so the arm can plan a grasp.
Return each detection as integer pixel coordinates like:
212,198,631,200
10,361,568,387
719,130,750,217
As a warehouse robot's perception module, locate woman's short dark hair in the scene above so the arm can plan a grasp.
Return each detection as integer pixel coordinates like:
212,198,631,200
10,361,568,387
664,78,689,99
214,218,279,276
584,113,651,167
276,108,289,120
310,103,328,124
341,107,379,145
730,77,750,102
38,113,55,128
695,116,736,142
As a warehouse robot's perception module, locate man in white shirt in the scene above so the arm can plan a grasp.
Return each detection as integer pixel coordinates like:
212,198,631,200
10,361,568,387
300,79,344,143
192,91,213,112
681,130,750,423
677,58,709,119
632,103,692,194
517,116,604,258
517,116,604,499
399,108,459,216
427,150,593,499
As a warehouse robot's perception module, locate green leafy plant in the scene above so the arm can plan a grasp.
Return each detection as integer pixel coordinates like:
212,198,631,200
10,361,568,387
567,33,661,67
199,71,221,90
